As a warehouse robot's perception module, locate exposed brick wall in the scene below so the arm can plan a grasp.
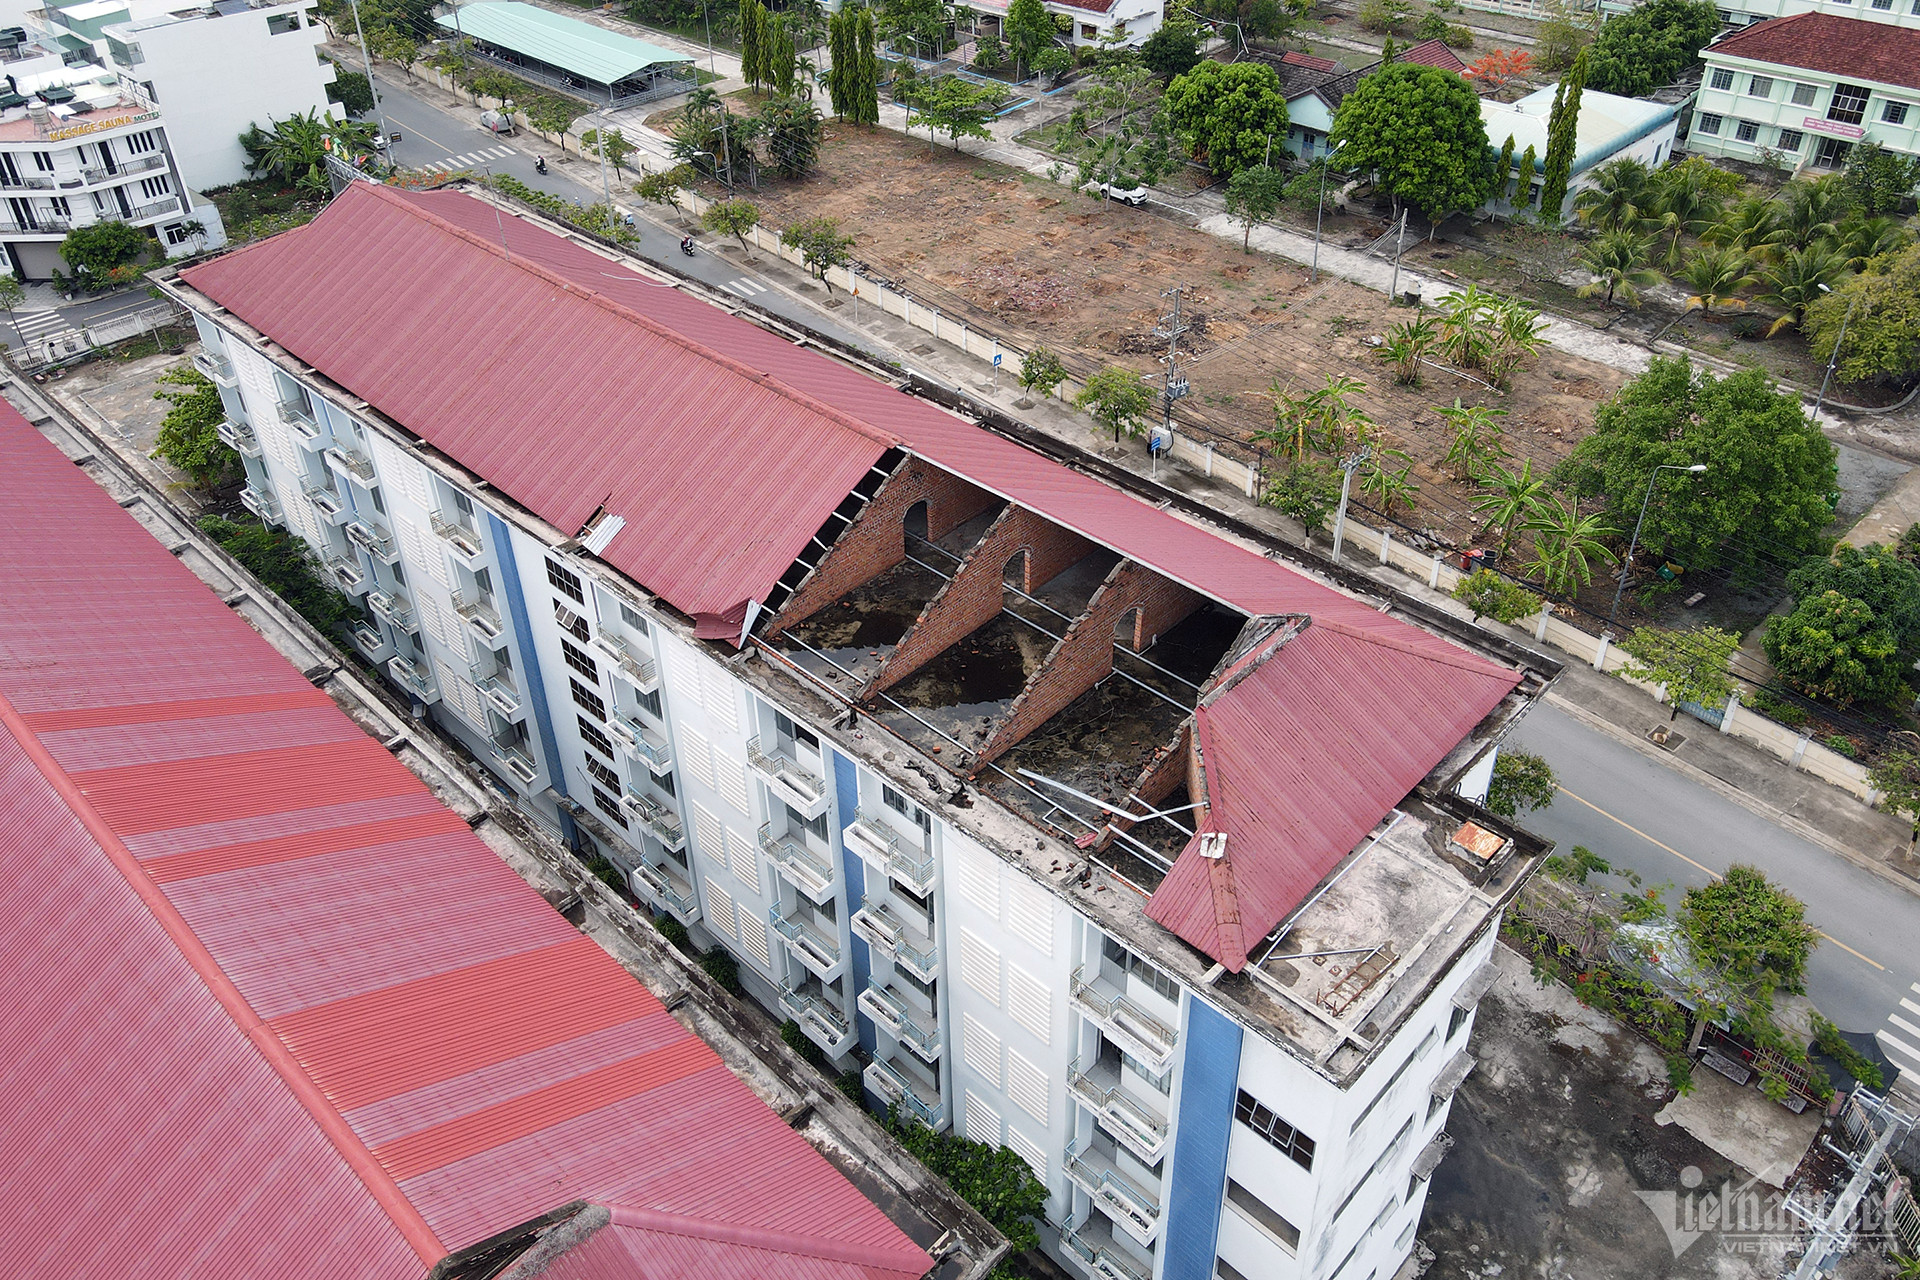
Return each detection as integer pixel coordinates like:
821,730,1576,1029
974,561,1204,768
866,506,1095,696
1109,723,1195,839
765,459,995,636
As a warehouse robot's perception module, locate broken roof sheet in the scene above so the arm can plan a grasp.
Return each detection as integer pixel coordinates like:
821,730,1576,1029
0,408,930,1280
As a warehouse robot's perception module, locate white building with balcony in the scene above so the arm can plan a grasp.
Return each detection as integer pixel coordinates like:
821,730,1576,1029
161,179,1558,1280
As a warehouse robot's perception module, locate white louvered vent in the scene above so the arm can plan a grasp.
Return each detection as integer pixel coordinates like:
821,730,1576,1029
962,1013,1003,1085
692,802,725,863
725,827,760,889
955,842,1000,915
739,909,770,966
703,877,736,938
715,750,749,814
368,431,433,510
433,660,484,728
964,1091,1002,1147
1006,1049,1049,1124
669,643,700,692
1007,964,1053,1045
701,666,739,732
1004,875,1054,955
1005,1126,1049,1179
679,725,716,789
960,930,1002,1006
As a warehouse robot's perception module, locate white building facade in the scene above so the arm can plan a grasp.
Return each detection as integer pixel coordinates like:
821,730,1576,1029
167,189,1547,1280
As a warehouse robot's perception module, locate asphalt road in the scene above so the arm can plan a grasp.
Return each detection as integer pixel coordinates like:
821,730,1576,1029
1509,702,1920,1077
3,289,177,359
366,75,868,350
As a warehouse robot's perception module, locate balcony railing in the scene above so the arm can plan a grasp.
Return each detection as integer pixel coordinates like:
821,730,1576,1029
430,512,484,562
239,486,281,524
278,397,319,437
592,632,658,692
0,175,54,190
193,349,236,384
845,814,936,896
761,822,835,903
771,905,842,977
490,739,538,784
857,984,942,1062
746,736,828,818
630,857,699,921
128,196,181,222
1062,1221,1153,1280
476,671,523,718
323,443,375,483
388,656,437,703
81,154,165,183
620,791,686,850
1071,966,1178,1073
215,417,260,458
864,1055,946,1128
301,481,346,521
344,519,396,562
780,981,854,1052
454,591,504,641
350,621,392,662
325,554,367,594
366,590,417,633
1065,1142,1162,1238
607,714,673,773
1068,1056,1170,1162
849,897,939,983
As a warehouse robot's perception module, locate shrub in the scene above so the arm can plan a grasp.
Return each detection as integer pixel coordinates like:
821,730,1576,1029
834,1069,867,1102
655,913,691,951
197,515,357,637
782,1017,831,1068
885,1109,1048,1252
151,365,240,489
1452,568,1543,624
1446,22,1474,46
1747,689,1811,727
1823,734,1857,759
1730,314,1766,341
584,854,626,893
700,947,744,994
1263,459,1340,534
1813,1013,1885,1089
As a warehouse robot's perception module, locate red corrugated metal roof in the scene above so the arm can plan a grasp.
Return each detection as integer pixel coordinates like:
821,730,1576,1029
1396,37,1470,72
0,410,932,1280
540,1205,932,1280
1281,50,1342,71
1706,11,1920,90
1144,619,1520,971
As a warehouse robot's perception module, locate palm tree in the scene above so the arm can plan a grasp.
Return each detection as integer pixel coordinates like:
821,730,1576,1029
239,110,374,185
1838,213,1914,271
1252,381,1315,462
1439,400,1510,479
1524,493,1619,597
1488,297,1547,389
1678,246,1757,316
1573,157,1652,233
1305,373,1371,454
1766,177,1846,254
683,86,724,121
1704,194,1782,256
1375,316,1437,386
1576,229,1661,308
1643,163,1724,267
1756,244,1847,335
1471,458,1550,557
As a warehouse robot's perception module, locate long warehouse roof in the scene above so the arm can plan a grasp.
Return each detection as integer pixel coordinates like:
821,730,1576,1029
435,2,692,83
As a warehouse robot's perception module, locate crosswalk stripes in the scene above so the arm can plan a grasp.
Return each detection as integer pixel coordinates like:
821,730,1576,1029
1877,982,1920,1085
13,309,68,338
723,278,768,299
418,145,517,174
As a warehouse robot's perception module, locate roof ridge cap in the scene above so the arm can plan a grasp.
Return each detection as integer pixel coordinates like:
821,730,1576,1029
369,184,902,453
604,1202,930,1272
0,684,447,1267
1308,613,1517,677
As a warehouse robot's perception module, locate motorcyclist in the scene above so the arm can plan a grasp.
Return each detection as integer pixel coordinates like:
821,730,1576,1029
534,156,547,175
681,236,695,256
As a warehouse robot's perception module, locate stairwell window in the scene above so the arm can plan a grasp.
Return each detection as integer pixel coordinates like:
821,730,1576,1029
593,787,627,828
561,637,599,682
1828,83,1871,124
579,716,615,760
1235,1088,1316,1170
571,678,606,721
1224,1179,1299,1254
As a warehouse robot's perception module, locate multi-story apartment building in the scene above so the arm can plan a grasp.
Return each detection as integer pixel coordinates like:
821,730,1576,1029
1706,0,1920,31
1690,12,1920,172
0,79,223,279
160,178,1555,1280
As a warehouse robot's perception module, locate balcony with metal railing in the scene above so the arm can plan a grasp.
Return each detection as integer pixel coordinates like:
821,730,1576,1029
780,980,855,1055
278,397,320,438
350,621,393,663
193,348,236,385
630,856,699,922
453,591,504,641
761,822,836,903
490,739,538,784
214,417,260,458
849,897,939,983
771,905,843,979
475,670,524,719
592,632,658,692
128,196,181,222
1062,1215,1153,1280
82,153,166,183
239,486,281,524
845,813,936,896
430,512,485,562
620,791,686,850
1070,967,1179,1074
857,983,942,1062
323,443,375,484
387,656,437,703
1064,1142,1162,1239
301,481,348,523
607,714,673,774
344,519,396,562
325,553,368,594
366,590,417,633
746,736,829,819
1067,1056,1170,1162
864,1054,947,1129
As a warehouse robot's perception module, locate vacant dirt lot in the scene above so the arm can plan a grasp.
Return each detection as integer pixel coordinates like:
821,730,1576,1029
715,123,1629,546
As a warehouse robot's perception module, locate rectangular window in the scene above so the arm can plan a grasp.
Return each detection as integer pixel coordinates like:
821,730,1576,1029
1102,935,1179,1003
593,786,627,828
1123,1050,1173,1095
570,678,606,721
1776,129,1805,152
785,801,829,842
1708,67,1733,90
1225,1179,1299,1254
1746,74,1773,97
127,130,157,154
546,557,584,603
1696,112,1723,135
138,174,170,201
554,601,590,642
561,637,599,682
773,708,819,750
1449,1003,1471,1040
163,222,195,245
578,716,614,759
618,601,649,633
634,685,662,719
1235,1088,1317,1170
1791,82,1818,106
1217,1260,1253,1280
585,755,621,792
1829,83,1871,124
1883,101,1910,125
1351,1029,1438,1134
1429,1090,1448,1121
655,769,675,796
1735,119,1759,142
267,11,300,33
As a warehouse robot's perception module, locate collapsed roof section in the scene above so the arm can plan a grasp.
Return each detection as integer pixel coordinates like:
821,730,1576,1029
0,408,932,1280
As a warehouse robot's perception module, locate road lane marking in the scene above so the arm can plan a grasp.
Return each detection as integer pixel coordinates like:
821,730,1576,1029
1555,784,1885,971
1891,1013,1920,1039
1902,996,1920,1017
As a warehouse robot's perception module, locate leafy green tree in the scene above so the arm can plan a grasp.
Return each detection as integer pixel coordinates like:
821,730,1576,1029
1139,14,1201,80
1534,0,1594,71
1487,748,1555,817
633,163,694,217
780,216,855,291
885,1110,1047,1252
1263,459,1341,534
369,28,420,80
60,220,149,287
580,127,637,176
877,0,953,57
1075,365,1153,443
757,95,824,177
239,109,374,186
1787,542,1920,658
1032,45,1072,86
1682,865,1818,995
1224,163,1287,251
908,76,1003,152
1765,590,1905,707
1868,749,1920,844
854,8,881,125
327,63,376,116
1163,61,1289,180
1358,0,1414,31
1523,493,1618,597
1537,46,1586,220
1803,240,1920,387
1838,141,1920,218
1581,0,1719,96
1330,61,1494,223
1558,357,1836,580
702,197,762,252
150,366,239,489
1453,568,1542,624
1576,228,1660,308
1471,458,1549,557
0,271,22,344
1018,345,1067,400
1621,625,1739,718
1677,245,1755,316
198,515,357,637
1756,244,1846,336
827,6,853,117
740,0,763,88
1004,0,1054,78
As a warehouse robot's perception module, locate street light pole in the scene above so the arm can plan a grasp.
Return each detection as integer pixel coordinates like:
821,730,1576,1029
1609,463,1708,627
346,0,391,148
1311,140,1343,285
1330,445,1371,563
1814,291,1857,420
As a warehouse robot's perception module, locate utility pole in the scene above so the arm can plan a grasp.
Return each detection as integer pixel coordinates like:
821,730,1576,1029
1330,445,1371,563
1814,292,1857,420
1152,284,1190,480
1388,207,1408,303
346,0,390,148
593,115,612,209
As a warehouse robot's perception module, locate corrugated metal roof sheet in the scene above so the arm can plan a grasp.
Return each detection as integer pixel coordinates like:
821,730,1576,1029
0,409,931,1280
541,1204,930,1280
1144,620,1521,971
434,2,693,83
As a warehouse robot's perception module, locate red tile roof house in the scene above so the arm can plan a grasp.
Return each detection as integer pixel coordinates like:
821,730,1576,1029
152,179,1557,1280
0,402,976,1280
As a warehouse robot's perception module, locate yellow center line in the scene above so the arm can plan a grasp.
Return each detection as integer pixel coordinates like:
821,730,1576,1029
1554,785,1885,972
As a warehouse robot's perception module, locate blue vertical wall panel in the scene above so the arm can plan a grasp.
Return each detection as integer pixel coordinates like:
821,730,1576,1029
1162,998,1242,1280
833,749,875,1052
487,513,569,809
